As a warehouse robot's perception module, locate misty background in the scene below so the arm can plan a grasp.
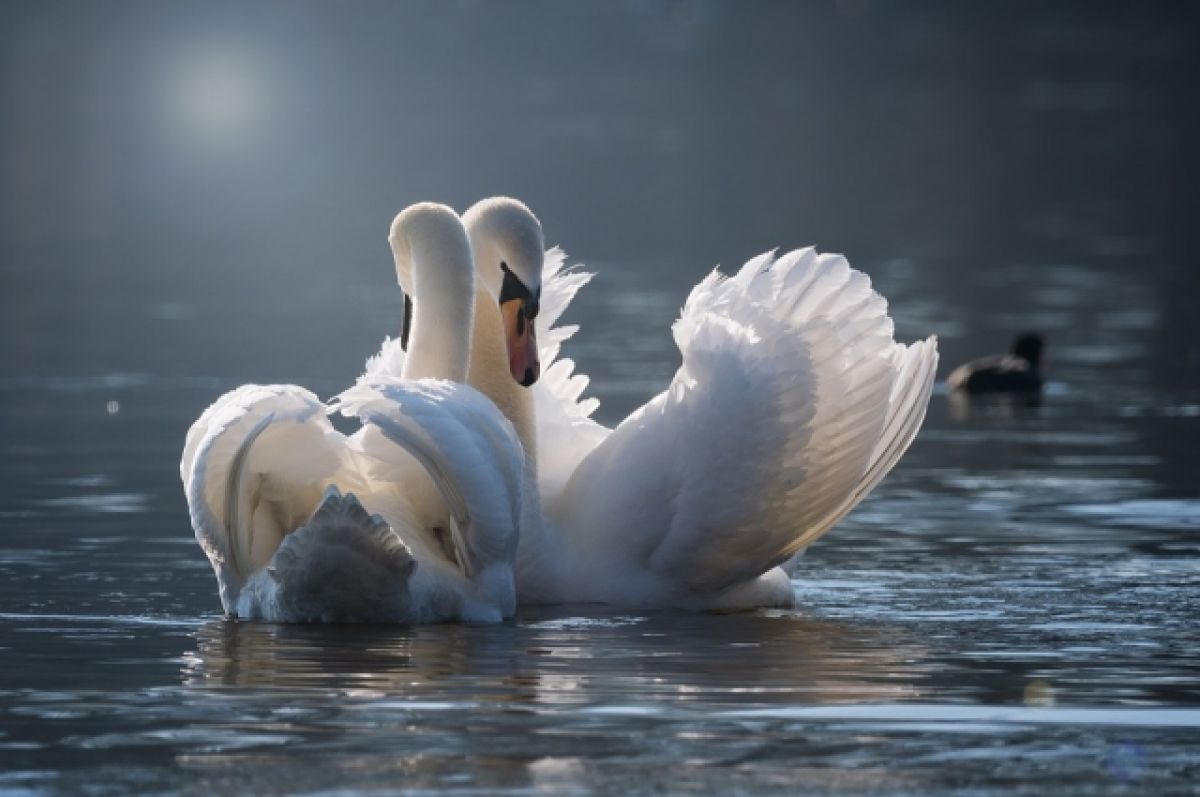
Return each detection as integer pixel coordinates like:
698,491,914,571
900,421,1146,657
3,1,1197,403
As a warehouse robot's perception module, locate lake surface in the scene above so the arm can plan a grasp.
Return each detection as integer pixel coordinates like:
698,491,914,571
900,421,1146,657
2,2,1198,795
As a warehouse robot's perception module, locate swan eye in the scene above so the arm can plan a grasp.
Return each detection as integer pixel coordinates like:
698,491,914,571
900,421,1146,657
499,261,537,319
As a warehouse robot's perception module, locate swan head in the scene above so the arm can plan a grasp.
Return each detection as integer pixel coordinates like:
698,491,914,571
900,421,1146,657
386,203,476,373
387,202,472,295
462,197,545,387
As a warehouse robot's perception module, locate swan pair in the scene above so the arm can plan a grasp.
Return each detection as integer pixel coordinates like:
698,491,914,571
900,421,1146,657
182,197,939,622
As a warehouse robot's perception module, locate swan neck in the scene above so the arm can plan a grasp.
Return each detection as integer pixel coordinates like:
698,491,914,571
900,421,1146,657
467,286,558,599
391,207,475,382
468,287,537,462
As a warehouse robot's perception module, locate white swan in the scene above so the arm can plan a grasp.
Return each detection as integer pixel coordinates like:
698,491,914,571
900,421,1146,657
451,197,939,611
181,203,525,623
351,197,938,611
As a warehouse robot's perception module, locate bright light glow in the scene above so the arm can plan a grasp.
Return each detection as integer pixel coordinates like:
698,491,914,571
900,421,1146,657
170,45,263,147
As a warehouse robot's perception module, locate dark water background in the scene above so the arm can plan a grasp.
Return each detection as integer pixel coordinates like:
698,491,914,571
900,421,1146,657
2,2,1198,794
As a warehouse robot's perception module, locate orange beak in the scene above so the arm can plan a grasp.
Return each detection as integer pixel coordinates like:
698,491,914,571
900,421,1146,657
501,297,540,387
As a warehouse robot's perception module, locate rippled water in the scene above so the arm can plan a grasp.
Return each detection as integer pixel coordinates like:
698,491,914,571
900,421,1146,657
3,2,1200,795
3,269,1198,795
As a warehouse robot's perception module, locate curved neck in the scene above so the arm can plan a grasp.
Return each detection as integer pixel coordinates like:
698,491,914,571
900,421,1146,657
468,287,560,598
468,288,537,461
390,205,475,382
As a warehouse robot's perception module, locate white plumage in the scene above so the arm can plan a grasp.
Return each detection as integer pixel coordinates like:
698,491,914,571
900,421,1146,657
541,249,936,608
452,198,939,610
181,203,526,624
181,380,525,623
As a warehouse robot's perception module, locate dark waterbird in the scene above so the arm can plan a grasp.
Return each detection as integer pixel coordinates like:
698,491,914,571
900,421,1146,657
948,333,1044,396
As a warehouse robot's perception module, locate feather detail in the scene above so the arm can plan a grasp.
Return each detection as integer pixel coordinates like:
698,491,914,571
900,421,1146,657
240,486,418,623
543,248,938,609
530,247,610,499
185,378,525,623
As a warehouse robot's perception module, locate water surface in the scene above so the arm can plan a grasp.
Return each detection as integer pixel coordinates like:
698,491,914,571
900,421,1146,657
1,2,1198,795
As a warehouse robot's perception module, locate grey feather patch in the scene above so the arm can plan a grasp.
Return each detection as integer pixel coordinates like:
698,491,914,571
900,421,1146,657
265,485,417,623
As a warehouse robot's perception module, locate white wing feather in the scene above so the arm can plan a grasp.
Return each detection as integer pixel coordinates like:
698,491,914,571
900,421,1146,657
182,384,349,613
333,378,525,569
531,246,609,498
332,378,526,618
186,379,526,623
550,249,937,603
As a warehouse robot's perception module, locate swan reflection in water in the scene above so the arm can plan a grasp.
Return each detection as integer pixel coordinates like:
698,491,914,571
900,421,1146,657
180,610,933,708
177,612,938,791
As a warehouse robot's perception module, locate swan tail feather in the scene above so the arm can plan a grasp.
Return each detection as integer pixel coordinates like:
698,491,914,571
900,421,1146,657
239,486,418,623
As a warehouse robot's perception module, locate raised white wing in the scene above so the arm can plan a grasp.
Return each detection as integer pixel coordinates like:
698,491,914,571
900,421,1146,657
531,246,609,498
552,248,938,599
332,378,526,616
182,384,351,613
186,379,527,623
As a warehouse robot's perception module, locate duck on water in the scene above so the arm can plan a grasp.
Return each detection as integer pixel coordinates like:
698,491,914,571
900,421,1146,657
948,333,1045,396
